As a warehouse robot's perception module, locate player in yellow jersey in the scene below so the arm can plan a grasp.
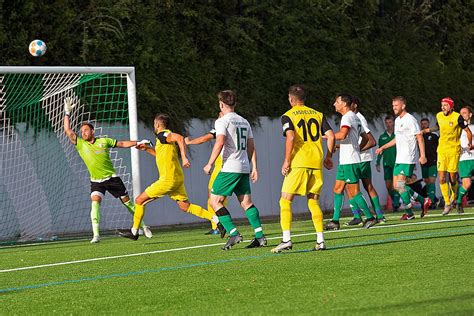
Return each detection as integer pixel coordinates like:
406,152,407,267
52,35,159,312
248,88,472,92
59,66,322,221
271,85,335,253
185,112,227,237
421,97,472,214
119,113,224,240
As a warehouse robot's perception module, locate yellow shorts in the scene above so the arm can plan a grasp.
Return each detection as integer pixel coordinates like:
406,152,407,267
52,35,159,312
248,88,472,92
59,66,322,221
437,152,460,173
208,156,223,190
281,168,323,196
145,180,188,201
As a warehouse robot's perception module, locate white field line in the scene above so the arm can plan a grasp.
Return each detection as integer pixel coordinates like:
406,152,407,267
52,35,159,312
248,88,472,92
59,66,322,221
1,216,473,274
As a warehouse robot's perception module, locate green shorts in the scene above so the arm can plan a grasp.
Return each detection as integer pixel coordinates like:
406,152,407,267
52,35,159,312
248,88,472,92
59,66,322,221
393,163,415,177
421,164,437,179
211,172,251,197
383,166,394,181
336,163,361,184
458,160,474,179
359,161,372,179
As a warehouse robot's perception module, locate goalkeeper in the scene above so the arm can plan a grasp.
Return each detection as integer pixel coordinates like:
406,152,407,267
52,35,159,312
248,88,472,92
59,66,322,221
63,97,152,243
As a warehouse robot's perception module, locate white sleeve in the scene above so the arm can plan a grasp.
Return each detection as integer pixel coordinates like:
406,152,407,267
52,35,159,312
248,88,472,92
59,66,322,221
340,114,351,129
215,119,227,136
247,124,254,139
358,113,371,133
412,117,421,135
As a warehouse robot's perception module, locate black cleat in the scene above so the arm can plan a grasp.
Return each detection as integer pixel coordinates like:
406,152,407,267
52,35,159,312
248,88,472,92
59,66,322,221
363,217,377,229
204,229,220,235
345,218,363,226
222,233,243,250
217,222,227,238
456,203,464,214
119,229,139,241
246,236,267,248
324,220,340,231
314,242,327,251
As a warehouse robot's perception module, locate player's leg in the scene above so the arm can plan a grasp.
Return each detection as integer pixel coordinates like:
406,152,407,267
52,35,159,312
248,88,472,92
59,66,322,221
326,179,345,230
448,172,458,206
455,160,474,214
346,182,376,228
89,182,106,243
306,169,325,250
394,166,416,220
438,154,452,213
362,177,384,221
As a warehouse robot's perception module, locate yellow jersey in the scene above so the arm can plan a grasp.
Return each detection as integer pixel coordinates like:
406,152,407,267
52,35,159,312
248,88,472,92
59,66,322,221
154,130,184,182
281,105,332,169
436,111,466,154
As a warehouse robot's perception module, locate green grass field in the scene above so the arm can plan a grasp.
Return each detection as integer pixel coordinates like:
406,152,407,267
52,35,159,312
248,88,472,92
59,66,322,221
1,210,473,315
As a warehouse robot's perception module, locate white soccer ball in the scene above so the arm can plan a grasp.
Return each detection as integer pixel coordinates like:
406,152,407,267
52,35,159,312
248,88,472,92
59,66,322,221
29,39,47,57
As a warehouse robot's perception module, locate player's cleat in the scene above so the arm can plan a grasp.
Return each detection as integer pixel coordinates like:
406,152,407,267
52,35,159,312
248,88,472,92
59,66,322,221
246,236,267,248
222,233,243,250
324,220,340,231
314,242,326,251
141,226,153,238
205,229,220,235
363,217,377,228
376,216,387,224
217,222,226,238
442,205,451,216
400,213,415,220
456,203,464,214
90,236,100,243
421,198,431,218
271,240,293,253
119,229,139,241
345,218,363,226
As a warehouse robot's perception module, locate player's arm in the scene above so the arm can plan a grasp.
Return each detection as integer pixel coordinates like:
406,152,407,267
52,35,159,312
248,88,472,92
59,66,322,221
334,126,350,140
360,132,376,151
116,140,138,148
185,133,214,145
458,115,473,149
375,138,396,155
63,97,77,145
416,132,427,164
247,137,258,183
321,115,334,170
167,132,190,168
422,123,439,134
280,115,295,176
204,135,225,174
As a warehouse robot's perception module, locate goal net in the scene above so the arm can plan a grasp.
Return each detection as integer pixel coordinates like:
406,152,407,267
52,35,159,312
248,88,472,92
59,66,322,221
0,67,140,242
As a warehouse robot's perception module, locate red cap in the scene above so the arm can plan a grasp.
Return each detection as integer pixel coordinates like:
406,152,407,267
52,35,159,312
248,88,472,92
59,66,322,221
441,97,454,109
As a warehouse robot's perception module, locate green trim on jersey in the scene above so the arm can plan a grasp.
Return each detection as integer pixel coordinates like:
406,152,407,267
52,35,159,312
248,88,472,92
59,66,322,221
377,131,396,168
76,137,117,180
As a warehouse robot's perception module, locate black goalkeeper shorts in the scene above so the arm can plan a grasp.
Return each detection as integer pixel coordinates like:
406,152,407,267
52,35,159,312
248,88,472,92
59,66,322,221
90,177,128,198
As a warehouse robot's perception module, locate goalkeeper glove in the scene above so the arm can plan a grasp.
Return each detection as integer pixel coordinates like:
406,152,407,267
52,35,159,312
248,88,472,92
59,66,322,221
64,97,76,116
137,139,153,147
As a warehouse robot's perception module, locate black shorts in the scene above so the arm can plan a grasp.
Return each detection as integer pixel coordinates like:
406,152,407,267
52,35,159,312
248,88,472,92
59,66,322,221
90,177,128,198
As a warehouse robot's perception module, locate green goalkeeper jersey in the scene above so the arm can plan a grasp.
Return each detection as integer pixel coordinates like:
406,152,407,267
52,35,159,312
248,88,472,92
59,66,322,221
75,137,118,181
376,131,396,168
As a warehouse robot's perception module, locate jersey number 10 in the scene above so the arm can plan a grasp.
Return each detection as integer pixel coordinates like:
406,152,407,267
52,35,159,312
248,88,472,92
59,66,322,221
297,118,320,141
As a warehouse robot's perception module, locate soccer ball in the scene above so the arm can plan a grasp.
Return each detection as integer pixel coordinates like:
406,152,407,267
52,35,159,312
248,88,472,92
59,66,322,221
29,40,47,57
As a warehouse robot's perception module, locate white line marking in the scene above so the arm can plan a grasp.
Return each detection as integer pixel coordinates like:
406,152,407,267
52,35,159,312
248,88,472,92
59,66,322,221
1,216,473,274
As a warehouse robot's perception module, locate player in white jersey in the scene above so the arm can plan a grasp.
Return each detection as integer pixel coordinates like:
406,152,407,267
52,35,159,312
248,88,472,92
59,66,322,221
325,94,377,230
376,96,430,220
455,106,474,214
344,97,385,226
203,90,265,250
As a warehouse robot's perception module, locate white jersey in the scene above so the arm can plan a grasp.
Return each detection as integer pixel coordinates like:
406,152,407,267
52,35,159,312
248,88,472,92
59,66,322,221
395,112,420,164
214,112,253,173
356,112,373,162
339,111,362,165
460,124,474,161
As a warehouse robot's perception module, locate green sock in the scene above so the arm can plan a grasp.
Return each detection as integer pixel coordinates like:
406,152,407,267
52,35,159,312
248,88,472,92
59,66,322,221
457,187,468,204
407,187,424,204
245,205,263,238
392,190,400,208
123,199,145,228
91,201,100,237
400,189,412,205
332,193,344,221
370,196,384,219
216,207,238,236
349,202,362,219
427,183,436,204
351,193,373,219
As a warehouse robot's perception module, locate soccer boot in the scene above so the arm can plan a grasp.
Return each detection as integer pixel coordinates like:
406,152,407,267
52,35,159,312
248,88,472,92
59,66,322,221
456,203,464,214
246,236,267,248
363,217,377,228
324,220,340,231
421,198,431,218
271,240,293,253
217,222,227,238
119,229,139,241
345,218,363,226
314,242,326,251
442,205,451,216
222,233,243,250
400,213,415,220
376,216,387,224
90,235,100,244
205,229,220,235
140,226,153,238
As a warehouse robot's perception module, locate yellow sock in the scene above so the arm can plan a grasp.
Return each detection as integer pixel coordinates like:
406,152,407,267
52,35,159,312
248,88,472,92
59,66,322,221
207,200,218,230
133,204,145,229
440,182,450,204
450,182,458,202
187,204,213,221
308,199,323,233
279,198,292,231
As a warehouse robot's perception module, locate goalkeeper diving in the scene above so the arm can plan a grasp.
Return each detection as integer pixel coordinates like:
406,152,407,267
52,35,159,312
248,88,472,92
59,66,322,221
63,97,152,243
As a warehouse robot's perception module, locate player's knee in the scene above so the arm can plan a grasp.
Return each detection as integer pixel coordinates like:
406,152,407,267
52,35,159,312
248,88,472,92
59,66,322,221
91,191,103,202
120,195,130,203
177,200,190,212
396,180,406,193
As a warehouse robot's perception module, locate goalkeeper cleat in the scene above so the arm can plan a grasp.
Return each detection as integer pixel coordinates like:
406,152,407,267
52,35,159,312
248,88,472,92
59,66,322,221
421,198,431,218
119,229,139,241
205,229,220,235
442,205,451,216
345,218,363,226
222,233,243,250
217,222,227,238
142,226,153,238
90,236,100,244
271,240,293,253
363,217,377,229
456,203,464,214
314,242,326,251
324,220,340,231
246,236,267,248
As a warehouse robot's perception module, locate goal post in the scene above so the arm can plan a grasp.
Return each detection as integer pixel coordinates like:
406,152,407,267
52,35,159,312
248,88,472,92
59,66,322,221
0,66,141,241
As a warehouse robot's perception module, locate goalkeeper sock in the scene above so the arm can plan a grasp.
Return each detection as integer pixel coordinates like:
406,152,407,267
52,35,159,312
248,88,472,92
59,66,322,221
91,201,100,237
123,199,145,228
216,207,238,237
133,204,145,230
308,199,323,234
245,205,264,238
207,199,218,230
279,198,292,241
187,204,214,222
450,181,458,202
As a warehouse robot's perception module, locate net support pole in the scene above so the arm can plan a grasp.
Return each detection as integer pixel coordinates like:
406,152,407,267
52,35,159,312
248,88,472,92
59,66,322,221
127,69,141,201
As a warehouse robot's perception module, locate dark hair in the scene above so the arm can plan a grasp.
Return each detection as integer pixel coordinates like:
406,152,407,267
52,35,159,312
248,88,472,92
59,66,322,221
336,93,353,107
218,90,236,106
384,115,394,121
352,95,361,106
392,96,406,104
288,84,307,101
461,105,473,114
81,122,94,130
420,118,430,124
154,113,170,128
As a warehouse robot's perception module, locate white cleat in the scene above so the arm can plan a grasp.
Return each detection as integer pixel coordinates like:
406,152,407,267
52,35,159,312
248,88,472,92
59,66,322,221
442,205,451,216
314,241,326,251
90,236,100,243
271,240,293,253
141,226,153,238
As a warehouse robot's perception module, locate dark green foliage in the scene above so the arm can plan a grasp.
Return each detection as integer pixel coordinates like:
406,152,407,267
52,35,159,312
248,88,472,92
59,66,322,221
1,0,472,131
